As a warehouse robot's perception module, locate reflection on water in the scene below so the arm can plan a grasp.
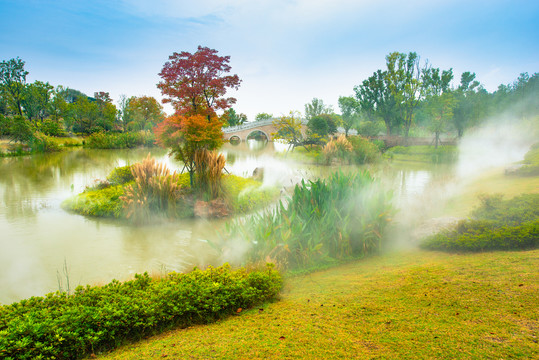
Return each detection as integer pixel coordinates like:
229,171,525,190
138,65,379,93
0,143,450,304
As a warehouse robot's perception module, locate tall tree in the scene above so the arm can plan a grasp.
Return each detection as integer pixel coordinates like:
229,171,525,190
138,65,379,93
304,98,333,120
223,108,247,127
354,69,397,135
94,91,117,131
154,114,224,186
338,96,359,136
157,46,241,119
0,57,28,116
22,81,54,122
126,96,166,131
271,111,304,149
385,51,423,140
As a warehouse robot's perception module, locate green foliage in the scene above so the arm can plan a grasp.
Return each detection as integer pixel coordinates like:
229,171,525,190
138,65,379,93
223,171,394,270
471,193,539,226
222,175,279,213
40,119,66,137
357,120,385,137
385,145,458,163
106,165,134,185
0,264,282,360
421,219,539,252
421,193,539,252
255,112,273,121
63,184,125,218
514,142,539,176
28,132,62,153
348,135,381,164
85,131,156,149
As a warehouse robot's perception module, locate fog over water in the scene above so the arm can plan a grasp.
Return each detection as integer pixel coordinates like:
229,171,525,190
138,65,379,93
0,128,535,304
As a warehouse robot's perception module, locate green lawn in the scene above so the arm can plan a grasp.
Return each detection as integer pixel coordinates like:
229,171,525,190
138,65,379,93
98,249,538,359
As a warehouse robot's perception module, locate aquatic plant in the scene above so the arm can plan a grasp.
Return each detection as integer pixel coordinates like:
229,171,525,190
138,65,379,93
223,171,394,270
323,134,353,164
121,154,183,222
194,148,226,199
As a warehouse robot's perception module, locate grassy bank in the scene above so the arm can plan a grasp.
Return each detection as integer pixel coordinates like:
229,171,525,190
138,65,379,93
98,249,538,359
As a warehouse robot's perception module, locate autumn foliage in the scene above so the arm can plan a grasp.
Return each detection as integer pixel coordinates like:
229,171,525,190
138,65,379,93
157,46,241,118
154,113,224,186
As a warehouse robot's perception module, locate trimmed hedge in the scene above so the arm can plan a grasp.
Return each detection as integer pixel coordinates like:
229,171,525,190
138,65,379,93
0,264,282,360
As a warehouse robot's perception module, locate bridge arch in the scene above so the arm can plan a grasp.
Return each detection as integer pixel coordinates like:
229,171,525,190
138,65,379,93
246,129,270,141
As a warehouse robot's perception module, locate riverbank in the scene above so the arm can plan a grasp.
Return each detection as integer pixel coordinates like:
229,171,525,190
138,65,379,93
98,248,538,359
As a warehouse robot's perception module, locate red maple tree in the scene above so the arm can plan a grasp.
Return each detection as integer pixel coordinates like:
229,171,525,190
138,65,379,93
157,46,241,119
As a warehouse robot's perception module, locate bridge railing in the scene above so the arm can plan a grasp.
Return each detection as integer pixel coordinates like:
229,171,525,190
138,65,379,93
222,118,308,133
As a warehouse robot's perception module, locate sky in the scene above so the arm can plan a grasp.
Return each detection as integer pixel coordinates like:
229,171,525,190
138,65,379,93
1,0,538,120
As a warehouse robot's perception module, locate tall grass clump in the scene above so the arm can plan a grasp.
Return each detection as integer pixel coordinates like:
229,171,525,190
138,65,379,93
194,149,226,199
421,193,539,252
120,154,183,222
223,171,394,270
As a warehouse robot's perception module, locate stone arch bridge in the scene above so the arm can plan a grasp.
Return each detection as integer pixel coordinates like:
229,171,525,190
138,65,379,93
222,118,307,142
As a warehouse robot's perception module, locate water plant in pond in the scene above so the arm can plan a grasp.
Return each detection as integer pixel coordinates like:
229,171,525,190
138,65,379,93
222,171,394,270
121,154,183,222
194,148,226,199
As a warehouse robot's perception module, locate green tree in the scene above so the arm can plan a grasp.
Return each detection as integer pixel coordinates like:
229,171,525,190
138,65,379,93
338,96,360,136
305,98,333,120
385,51,423,140
354,70,397,135
125,95,165,131
272,111,304,148
452,72,486,138
426,92,457,148
223,108,247,127
48,86,69,122
0,57,28,116
255,112,273,121
22,81,54,122
94,91,117,131
68,96,99,134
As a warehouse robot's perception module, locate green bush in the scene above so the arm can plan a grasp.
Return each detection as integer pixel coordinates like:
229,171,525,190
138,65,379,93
348,135,381,164
421,193,539,252
223,171,394,270
514,142,539,176
0,264,282,360
63,184,125,218
106,165,134,185
420,219,539,252
84,131,156,149
222,175,279,213
385,145,458,163
472,194,539,226
40,119,66,137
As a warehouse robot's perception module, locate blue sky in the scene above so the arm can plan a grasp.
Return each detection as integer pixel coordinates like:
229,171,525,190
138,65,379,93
1,0,538,119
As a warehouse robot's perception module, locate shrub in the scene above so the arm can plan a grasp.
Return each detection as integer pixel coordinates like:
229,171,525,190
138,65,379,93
421,193,539,252
40,119,66,137
28,132,62,153
323,134,353,164
348,135,381,164
84,131,156,149
420,219,539,252
0,264,282,360
385,145,458,163
63,184,125,218
106,165,134,185
514,142,539,176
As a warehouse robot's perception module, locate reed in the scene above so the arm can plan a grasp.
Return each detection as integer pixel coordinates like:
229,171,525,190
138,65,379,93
121,154,182,222
194,149,226,199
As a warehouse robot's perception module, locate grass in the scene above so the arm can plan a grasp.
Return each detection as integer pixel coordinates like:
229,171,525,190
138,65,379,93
97,249,538,359
444,168,539,217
